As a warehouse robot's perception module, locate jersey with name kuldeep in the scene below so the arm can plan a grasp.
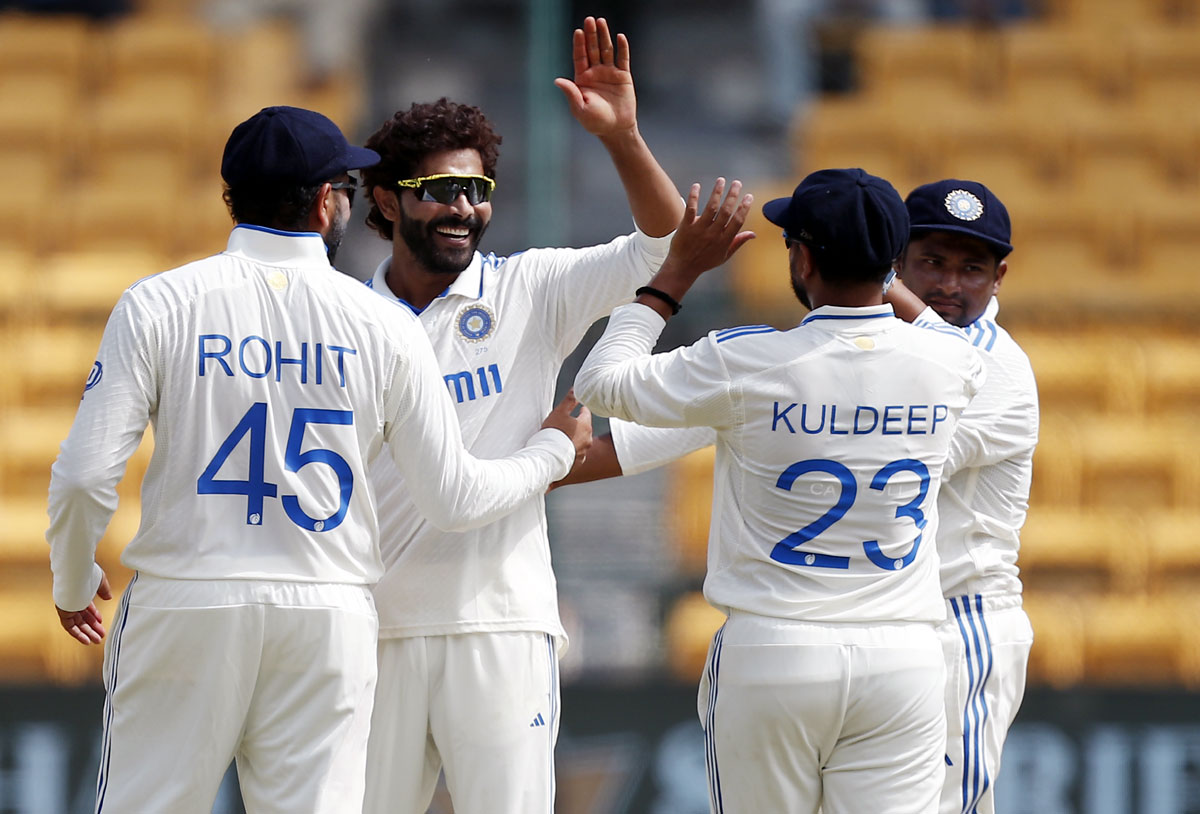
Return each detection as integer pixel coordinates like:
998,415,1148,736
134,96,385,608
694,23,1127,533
576,303,986,625
47,226,573,612
365,228,672,642
925,299,1039,598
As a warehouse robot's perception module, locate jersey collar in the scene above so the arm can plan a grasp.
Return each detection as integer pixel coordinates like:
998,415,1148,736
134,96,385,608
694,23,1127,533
366,252,485,315
225,224,332,267
800,303,896,327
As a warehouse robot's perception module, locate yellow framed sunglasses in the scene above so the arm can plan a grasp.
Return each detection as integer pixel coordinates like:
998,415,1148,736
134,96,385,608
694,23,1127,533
395,174,496,205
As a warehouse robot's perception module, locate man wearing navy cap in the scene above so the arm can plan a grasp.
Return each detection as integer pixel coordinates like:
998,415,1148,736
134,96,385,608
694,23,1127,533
46,105,589,813
576,170,986,813
890,179,1038,814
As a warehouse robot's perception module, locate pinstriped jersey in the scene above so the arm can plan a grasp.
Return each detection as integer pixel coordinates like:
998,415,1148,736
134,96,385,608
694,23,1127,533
46,226,574,612
928,298,1039,597
364,228,672,642
577,302,985,624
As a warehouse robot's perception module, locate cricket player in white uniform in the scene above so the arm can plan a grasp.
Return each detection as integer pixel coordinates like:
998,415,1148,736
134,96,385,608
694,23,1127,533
575,171,986,814
46,106,589,814
890,179,1038,814
357,17,683,814
567,178,1037,814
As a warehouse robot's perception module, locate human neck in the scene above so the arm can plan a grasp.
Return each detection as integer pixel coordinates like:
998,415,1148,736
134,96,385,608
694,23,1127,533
385,247,464,311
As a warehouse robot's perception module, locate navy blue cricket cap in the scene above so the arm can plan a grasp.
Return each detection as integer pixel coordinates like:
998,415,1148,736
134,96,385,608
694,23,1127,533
762,168,909,271
221,106,380,187
905,179,1013,259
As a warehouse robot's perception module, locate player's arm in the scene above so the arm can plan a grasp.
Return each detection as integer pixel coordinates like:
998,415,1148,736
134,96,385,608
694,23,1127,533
552,418,719,489
883,273,926,322
47,292,157,642
575,180,754,422
554,16,683,237
383,319,589,531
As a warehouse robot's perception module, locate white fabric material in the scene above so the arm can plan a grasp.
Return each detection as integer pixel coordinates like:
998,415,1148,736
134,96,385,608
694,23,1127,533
47,225,574,612
364,227,671,642
95,575,378,814
364,632,559,814
920,300,1039,597
701,612,946,814
938,593,1033,814
576,302,985,625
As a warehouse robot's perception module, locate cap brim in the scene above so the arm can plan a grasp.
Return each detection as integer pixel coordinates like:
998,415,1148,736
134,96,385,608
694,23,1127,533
761,196,792,228
345,145,381,171
910,223,1012,257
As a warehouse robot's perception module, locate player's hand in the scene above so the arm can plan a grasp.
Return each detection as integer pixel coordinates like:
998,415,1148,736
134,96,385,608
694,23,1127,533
56,570,113,645
663,179,756,283
554,16,636,139
541,389,593,470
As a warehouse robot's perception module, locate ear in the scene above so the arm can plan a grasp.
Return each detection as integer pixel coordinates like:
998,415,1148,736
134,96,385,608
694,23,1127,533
307,182,335,233
373,186,400,222
993,259,1008,293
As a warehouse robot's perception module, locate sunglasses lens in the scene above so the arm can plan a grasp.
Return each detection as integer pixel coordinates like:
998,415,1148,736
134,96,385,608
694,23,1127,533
418,177,491,205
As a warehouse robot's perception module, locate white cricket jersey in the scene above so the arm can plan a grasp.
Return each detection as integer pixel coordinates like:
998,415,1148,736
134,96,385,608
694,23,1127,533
924,299,1039,598
364,228,672,641
47,226,574,612
576,302,986,624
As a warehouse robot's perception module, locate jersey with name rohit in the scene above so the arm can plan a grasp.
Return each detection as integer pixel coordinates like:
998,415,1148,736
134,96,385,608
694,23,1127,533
576,303,986,625
921,299,1039,598
46,226,573,611
365,227,672,643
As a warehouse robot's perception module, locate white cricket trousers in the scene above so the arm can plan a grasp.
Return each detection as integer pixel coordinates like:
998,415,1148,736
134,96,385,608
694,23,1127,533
938,593,1033,814
94,574,378,814
363,631,560,814
700,611,946,814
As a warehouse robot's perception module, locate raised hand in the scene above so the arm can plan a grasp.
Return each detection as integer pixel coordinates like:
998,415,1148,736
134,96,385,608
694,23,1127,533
667,178,757,280
553,16,636,138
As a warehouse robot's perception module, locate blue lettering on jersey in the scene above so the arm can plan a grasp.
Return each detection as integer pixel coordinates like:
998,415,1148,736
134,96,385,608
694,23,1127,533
84,361,103,391
772,401,951,435
444,363,503,404
198,334,357,387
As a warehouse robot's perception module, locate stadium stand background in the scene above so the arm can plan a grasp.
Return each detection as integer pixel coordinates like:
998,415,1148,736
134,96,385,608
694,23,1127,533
0,0,1198,809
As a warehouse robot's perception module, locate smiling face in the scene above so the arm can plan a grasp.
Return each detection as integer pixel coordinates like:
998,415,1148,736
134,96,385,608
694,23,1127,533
395,148,492,275
898,231,1006,327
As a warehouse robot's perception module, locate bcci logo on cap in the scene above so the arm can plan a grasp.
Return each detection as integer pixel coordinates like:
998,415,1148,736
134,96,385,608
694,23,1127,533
457,305,495,342
944,190,984,222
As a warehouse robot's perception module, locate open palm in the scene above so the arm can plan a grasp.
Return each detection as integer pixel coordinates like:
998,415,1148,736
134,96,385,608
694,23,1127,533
554,16,636,138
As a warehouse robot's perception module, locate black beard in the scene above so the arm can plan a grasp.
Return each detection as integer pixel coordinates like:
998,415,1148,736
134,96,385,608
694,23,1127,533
398,211,488,275
325,214,346,266
790,277,812,310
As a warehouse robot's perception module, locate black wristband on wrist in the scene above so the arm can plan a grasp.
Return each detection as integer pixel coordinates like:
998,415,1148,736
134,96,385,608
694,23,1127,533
635,286,682,315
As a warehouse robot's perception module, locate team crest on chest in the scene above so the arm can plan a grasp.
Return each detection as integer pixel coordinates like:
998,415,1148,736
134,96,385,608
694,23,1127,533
457,304,495,342
944,190,984,221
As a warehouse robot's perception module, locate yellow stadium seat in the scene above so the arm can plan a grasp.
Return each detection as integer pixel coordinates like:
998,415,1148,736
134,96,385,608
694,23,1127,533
0,405,76,499
0,73,79,152
59,184,178,256
0,13,90,80
1080,594,1200,687
854,23,996,102
1145,511,1200,596
95,14,216,90
1021,592,1085,687
1028,417,1083,509
728,180,796,321
1019,331,1144,416
1138,335,1200,417
1075,416,1200,511
38,248,165,323
999,25,1129,105
1018,508,1146,595
11,323,105,405
795,99,932,194
666,447,716,577
1130,27,1200,111
663,591,725,683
